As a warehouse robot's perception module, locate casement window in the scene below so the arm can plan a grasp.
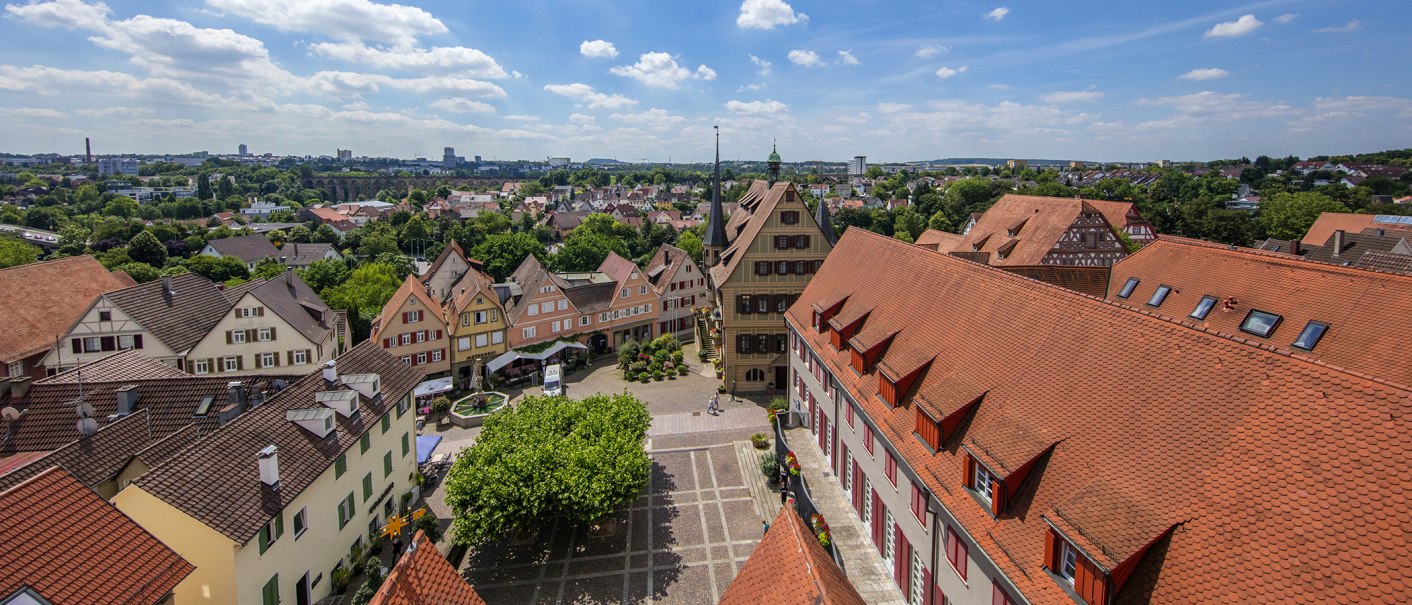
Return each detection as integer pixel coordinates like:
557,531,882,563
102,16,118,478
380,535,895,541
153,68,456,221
335,454,347,478
458,336,471,351
258,352,277,368
402,432,411,457
755,261,772,276
475,334,488,348
909,550,925,605
774,235,790,250
883,511,896,569
360,433,370,454
756,334,769,353
257,513,284,554
257,327,273,341
865,427,875,454
337,492,354,529
945,526,968,580
601,312,610,322
842,449,853,498
776,260,790,275
846,403,855,428
232,330,247,344
776,295,790,313
527,305,538,317
415,331,426,343
620,288,630,299
523,327,537,339
99,310,112,321
292,508,308,538
460,313,470,327
474,310,487,324
400,356,411,365
774,334,788,353
911,484,927,522
223,356,240,372
400,333,411,345
193,359,209,375
558,299,568,310
550,320,560,332
361,472,373,501
885,451,898,486
639,285,647,295
431,350,442,362
116,335,136,350
492,331,504,344
383,451,393,477
972,461,997,504
1059,541,1078,584
293,350,308,365
794,260,809,274
261,575,279,605
738,334,753,354
757,296,770,314
781,210,799,224
795,234,811,248
580,315,591,327
738,294,753,314
540,302,554,314
416,352,427,365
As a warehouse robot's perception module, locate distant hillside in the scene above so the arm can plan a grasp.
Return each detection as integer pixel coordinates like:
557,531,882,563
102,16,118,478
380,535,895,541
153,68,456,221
584,158,624,165
914,158,1077,166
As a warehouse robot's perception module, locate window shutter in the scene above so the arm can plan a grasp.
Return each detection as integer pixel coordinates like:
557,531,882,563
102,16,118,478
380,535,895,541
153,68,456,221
237,356,244,370
274,513,284,538
246,329,255,342
273,353,280,367
287,351,294,365
258,527,269,554
226,330,234,344
964,456,975,489
257,307,265,317
922,568,935,605
436,329,443,340
270,327,277,340
1044,530,1059,571
897,528,910,592
795,261,807,274
71,339,81,354
100,336,116,351
133,334,143,349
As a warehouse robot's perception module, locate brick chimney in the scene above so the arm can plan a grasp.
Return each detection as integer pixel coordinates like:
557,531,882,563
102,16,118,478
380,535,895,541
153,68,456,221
1287,239,1300,255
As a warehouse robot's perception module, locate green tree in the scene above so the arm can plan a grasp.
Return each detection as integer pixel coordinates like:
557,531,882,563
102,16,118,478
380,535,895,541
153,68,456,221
312,224,342,245
552,229,629,272
0,238,40,268
444,392,651,545
287,224,313,243
677,230,703,263
297,257,351,293
23,206,65,230
943,178,998,222
196,173,212,200
251,257,286,281
127,231,169,267
926,211,954,233
321,262,402,343
185,255,250,282
103,196,139,218
470,232,546,281
1257,192,1349,241
114,262,162,283
265,229,288,248
357,232,399,257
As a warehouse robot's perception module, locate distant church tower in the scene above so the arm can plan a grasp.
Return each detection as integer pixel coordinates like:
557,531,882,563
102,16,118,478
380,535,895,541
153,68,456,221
703,126,728,267
767,141,782,185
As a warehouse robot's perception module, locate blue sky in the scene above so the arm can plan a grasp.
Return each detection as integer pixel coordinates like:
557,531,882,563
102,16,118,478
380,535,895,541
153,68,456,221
1,0,1408,162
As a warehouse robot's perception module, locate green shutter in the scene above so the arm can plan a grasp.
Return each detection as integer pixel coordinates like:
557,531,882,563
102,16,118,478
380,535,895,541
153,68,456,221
335,454,347,478
274,512,284,539
258,526,269,554
401,433,410,457
360,433,370,454
397,397,406,418
338,494,351,529
362,473,372,501
262,574,279,605
383,452,392,477
381,414,390,433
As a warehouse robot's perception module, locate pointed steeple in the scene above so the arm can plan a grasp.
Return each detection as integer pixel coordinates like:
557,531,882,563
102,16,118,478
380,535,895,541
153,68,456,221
767,140,782,185
815,196,837,246
703,126,727,263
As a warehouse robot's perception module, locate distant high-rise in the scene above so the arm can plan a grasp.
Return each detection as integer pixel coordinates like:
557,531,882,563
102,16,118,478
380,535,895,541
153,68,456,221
97,158,138,177
443,147,458,168
337,149,353,160
238,143,248,156
849,155,867,178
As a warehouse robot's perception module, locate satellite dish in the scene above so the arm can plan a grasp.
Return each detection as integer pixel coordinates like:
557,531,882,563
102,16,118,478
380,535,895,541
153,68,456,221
77,417,98,436
76,401,94,418
0,407,19,422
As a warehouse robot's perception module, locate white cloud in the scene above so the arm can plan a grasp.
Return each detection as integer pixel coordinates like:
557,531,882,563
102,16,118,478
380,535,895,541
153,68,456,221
1274,13,1297,24
837,50,860,66
308,42,507,77
205,0,447,45
914,44,947,58
1204,14,1262,38
7,107,66,119
75,106,153,117
4,0,110,30
609,108,687,130
989,83,1013,91
1313,96,1412,113
568,113,595,126
579,39,618,59
749,54,772,76
429,98,495,113
877,102,911,114
1180,67,1229,81
310,71,506,97
609,52,713,89
503,114,540,122
983,7,1009,21
543,82,638,109
836,112,870,125
1313,20,1361,34
787,49,822,67
0,64,218,103
1138,91,1297,119
124,117,195,129
725,99,788,115
736,0,806,29
934,65,967,79
1040,90,1103,103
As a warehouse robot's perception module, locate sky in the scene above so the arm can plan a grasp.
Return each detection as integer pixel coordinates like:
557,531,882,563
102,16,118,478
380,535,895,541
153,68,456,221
1,0,1409,163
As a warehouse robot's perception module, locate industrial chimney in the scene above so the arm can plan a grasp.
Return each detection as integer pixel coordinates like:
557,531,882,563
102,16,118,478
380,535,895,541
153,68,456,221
85,137,92,164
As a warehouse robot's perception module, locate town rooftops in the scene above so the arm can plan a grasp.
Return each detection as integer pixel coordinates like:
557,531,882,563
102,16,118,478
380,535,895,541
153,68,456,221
0,409,155,492
1106,237,1412,385
205,234,281,263
244,271,337,344
787,228,1412,603
719,506,865,605
914,229,964,253
282,242,339,266
372,274,446,342
131,341,423,542
956,194,1130,266
643,243,694,294
709,180,804,285
0,467,194,605
420,240,468,285
103,272,232,354
1301,211,1412,246
0,256,135,364
369,530,488,605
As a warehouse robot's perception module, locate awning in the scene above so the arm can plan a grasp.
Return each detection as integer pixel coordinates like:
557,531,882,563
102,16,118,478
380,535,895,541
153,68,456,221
485,341,590,373
416,434,443,464
413,377,454,399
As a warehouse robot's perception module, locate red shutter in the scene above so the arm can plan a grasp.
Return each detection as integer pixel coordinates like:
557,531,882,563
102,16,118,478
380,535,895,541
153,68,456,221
871,491,883,550
964,456,975,489
853,461,864,516
923,568,936,605
436,329,443,340
896,527,911,592
1044,530,1059,571
100,336,116,351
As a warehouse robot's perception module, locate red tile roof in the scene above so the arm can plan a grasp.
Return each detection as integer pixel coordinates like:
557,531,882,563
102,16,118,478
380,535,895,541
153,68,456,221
1302,212,1412,246
0,466,193,604
787,228,1412,604
372,275,445,344
719,506,865,605
914,229,964,253
1107,237,1412,385
369,530,487,605
0,256,134,363
956,194,1129,266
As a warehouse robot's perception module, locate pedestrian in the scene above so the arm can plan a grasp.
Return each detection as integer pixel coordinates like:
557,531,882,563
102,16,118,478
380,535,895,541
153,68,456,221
729,381,738,402
710,394,721,415
778,466,788,487
762,520,771,535
779,484,788,505
392,536,402,555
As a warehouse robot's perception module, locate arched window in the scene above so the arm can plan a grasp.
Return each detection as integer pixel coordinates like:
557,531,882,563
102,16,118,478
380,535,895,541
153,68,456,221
745,368,766,382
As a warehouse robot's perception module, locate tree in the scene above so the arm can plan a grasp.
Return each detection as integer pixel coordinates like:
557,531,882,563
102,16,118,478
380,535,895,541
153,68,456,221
943,178,997,222
127,231,169,267
312,224,342,245
1257,192,1349,241
251,257,286,281
444,393,651,545
321,262,402,342
287,224,313,243
470,232,546,281
103,197,139,218
196,173,212,200
677,230,703,263
298,258,351,293
0,238,40,268
357,232,399,258
186,255,250,282
552,229,628,272
114,262,162,283
926,211,954,233
23,206,64,231
265,229,288,248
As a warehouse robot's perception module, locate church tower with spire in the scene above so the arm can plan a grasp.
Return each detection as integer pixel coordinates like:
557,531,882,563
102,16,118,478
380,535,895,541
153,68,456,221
766,141,781,185
703,126,728,267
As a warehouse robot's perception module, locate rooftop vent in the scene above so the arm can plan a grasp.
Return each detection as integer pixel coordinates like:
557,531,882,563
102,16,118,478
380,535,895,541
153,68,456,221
115,385,139,417
315,390,358,417
258,444,280,487
321,359,337,388
286,407,336,439
227,381,245,406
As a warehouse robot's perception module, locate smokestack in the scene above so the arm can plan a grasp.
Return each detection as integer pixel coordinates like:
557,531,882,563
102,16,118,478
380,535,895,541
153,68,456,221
1332,230,1345,258
161,276,173,295
258,445,280,487
116,385,138,416
85,138,92,164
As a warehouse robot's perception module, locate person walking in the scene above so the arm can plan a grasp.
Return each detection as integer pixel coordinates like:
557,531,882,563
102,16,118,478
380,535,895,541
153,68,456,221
779,484,789,505
778,465,788,487
706,394,719,415
762,520,771,535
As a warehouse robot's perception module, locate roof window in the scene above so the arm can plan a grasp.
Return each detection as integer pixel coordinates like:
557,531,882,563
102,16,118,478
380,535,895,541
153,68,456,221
1190,295,1217,320
1239,309,1282,338
1291,321,1329,351
1146,285,1171,308
1117,277,1139,298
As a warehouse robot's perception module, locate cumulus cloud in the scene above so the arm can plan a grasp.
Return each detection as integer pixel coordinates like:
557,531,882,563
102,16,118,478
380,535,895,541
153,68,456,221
1313,20,1361,34
1180,67,1229,81
725,99,788,115
429,98,495,113
7,107,66,119
934,65,967,79
877,102,911,114
787,50,822,67
915,44,947,58
609,52,714,89
1040,90,1103,103
579,39,618,59
1274,13,1297,24
1204,14,1262,38
308,42,507,77
310,71,506,97
205,0,446,46
1138,91,1297,120
837,50,860,66
75,106,154,117
983,7,1009,21
736,0,806,29
543,82,637,109
4,0,110,30
609,108,687,130
749,54,772,76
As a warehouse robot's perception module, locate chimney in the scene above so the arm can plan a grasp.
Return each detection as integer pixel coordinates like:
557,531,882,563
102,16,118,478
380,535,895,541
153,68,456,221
116,385,138,416
285,265,294,285
85,137,92,164
322,360,337,388
1288,239,1300,256
161,276,174,295
228,381,244,405
258,445,280,487
1332,230,1345,257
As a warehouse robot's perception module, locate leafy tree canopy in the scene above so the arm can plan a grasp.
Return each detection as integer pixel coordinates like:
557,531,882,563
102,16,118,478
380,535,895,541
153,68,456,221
185,254,250,282
1258,192,1349,241
0,238,40,269
471,232,546,281
127,230,169,267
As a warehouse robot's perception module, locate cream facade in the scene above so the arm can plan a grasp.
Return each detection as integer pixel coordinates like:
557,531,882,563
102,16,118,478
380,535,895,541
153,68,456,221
43,297,179,370
185,292,336,377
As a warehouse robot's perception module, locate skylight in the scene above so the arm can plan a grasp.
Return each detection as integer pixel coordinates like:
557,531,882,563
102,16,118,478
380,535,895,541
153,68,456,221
1292,321,1329,351
1239,310,1282,338
194,395,214,417
1190,295,1217,320
1147,285,1172,307
1117,277,1139,298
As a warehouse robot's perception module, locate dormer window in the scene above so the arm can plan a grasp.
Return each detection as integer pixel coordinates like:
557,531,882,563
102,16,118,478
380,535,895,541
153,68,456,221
1239,309,1281,338
971,461,996,503
1190,295,1217,320
1058,541,1078,584
1292,321,1329,351
1146,285,1171,308
1116,277,1139,298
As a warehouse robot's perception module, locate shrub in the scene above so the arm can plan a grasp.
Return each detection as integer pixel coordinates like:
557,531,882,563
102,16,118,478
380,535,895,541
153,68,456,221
653,370,665,381
751,433,769,449
414,511,443,544
331,566,352,594
430,396,451,419
759,452,779,479
698,348,709,361
678,365,689,376
672,350,685,364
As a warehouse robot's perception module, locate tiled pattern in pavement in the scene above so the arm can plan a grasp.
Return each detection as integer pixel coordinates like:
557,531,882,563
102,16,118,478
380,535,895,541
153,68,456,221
647,408,769,437
461,444,764,605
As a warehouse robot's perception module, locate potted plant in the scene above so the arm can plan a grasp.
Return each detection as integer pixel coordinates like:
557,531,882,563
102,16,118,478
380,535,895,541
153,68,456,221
784,451,801,476
751,433,769,449
759,452,779,480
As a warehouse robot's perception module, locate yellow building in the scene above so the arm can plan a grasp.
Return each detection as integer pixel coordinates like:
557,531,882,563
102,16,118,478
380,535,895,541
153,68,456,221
443,259,508,389
113,342,424,605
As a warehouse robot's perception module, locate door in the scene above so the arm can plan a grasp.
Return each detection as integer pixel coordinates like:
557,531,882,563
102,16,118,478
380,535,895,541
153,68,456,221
296,572,310,605
774,366,787,391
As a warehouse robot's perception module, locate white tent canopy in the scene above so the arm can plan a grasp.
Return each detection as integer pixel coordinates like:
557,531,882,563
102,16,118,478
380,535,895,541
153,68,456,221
486,341,589,373
413,377,454,399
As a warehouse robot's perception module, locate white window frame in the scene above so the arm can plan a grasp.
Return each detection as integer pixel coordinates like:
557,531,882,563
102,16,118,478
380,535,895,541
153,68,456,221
193,359,209,375
540,301,554,314
223,356,239,372
474,310,487,324
883,510,896,570
638,285,647,295
458,336,471,351
257,328,272,342
293,350,308,365
557,299,567,311
83,337,101,353
293,507,308,539
1059,541,1078,584
973,463,996,503
909,549,924,605
400,333,410,345
415,331,426,343
862,478,873,527
431,350,442,363
492,331,504,344
580,315,590,326
522,327,536,339
842,451,853,499
416,352,427,365
259,352,276,368
527,305,538,317
475,334,488,348
117,335,136,350
232,330,247,344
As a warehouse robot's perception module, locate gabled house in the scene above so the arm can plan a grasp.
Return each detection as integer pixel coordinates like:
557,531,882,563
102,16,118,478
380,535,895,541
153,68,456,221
643,243,708,341
719,506,866,605
372,275,450,376
594,251,660,347
420,240,473,303
184,271,345,376
0,256,135,382
280,242,343,269
443,260,508,389
369,530,488,605
500,252,660,353
201,234,282,270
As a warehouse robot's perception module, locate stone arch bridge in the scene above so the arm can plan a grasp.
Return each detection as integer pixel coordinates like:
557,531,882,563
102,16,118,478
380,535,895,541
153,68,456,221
301,176,505,202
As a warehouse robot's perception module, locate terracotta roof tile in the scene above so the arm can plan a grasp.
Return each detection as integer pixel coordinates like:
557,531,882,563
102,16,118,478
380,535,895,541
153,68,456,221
0,256,133,363
1352,251,1412,275
956,194,1130,266
372,275,445,343
710,181,800,285
0,409,153,492
787,228,1412,604
1302,212,1412,246
719,506,865,605
914,229,964,252
370,530,487,605
0,467,193,604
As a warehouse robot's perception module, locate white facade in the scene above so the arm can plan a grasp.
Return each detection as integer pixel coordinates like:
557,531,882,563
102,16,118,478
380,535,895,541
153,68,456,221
42,296,177,371
185,292,337,376
851,156,868,178
97,158,139,176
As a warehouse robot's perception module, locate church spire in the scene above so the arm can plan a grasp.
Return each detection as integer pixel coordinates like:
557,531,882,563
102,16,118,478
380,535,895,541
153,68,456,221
766,140,782,185
703,126,727,264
